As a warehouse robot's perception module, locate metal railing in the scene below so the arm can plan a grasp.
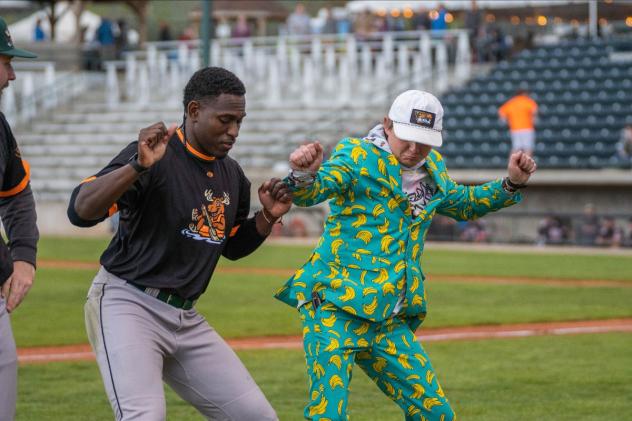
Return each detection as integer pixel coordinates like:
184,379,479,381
1,62,101,127
104,30,471,109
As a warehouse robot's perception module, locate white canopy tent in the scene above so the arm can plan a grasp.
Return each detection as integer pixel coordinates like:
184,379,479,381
8,2,102,43
346,0,595,13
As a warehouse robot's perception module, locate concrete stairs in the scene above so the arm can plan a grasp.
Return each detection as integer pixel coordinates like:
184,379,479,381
16,97,383,203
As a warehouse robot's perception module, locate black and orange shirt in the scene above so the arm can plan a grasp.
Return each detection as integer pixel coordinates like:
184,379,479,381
0,112,38,273
67,130,266,300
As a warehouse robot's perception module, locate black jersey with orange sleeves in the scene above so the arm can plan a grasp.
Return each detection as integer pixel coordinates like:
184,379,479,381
0,112,38,282
67,131,267,300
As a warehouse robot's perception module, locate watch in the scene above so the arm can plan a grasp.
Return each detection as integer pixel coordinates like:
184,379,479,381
502,177,527,194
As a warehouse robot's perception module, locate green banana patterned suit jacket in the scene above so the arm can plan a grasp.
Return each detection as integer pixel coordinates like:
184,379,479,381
275,137,521,330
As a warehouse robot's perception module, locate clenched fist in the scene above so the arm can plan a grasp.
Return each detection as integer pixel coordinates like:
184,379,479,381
507,151,537,185
137,122,177,168
289,142,324,173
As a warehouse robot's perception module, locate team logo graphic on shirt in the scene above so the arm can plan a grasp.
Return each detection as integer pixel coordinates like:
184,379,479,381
181,189,230,245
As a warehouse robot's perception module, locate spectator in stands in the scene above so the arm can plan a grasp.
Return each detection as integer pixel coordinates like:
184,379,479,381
623,217,632,247
287,3,311,36
95,17,116,61
335,10,353,35
475,25,493,63
615,123,632,166
491,27,511,62
320,8,337,34
536,215,569,246
33,18,46,42
158,21,172,42
498,89,538,157
353,9,374,39
430,4,448,33
373,15,388,33
114,18,129,59
464,1,481,58
460,220,488,243
596,217,623,248
414,6,431,31
178,26,195,42
232,15,251,38
215,18,231,39
576,203,599,246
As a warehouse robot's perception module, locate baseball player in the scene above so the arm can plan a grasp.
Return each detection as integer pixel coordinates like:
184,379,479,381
0,18,39,421
68,67,288,420
275,90,537,420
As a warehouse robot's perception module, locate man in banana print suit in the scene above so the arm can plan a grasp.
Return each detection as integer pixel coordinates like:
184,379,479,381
275,90,537,420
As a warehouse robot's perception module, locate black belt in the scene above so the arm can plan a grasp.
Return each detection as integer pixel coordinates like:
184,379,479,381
127,281,195,310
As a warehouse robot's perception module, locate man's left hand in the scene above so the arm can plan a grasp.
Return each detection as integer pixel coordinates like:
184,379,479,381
507,151,537,185
258,178,292,218
1,261,35,313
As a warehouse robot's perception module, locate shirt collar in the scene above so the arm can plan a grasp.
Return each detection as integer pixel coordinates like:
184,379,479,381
176,127,215,162
365,124,426,170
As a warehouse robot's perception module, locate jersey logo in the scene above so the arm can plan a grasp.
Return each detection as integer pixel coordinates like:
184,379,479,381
181,189,230,245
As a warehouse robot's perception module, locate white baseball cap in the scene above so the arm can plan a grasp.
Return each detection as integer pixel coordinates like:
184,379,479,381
388,90,443,147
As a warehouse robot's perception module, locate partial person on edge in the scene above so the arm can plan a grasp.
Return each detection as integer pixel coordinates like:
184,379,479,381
0,17,39,421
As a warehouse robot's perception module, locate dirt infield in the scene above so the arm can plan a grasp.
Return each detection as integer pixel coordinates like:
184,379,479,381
17,318,632,364
39,259,632,288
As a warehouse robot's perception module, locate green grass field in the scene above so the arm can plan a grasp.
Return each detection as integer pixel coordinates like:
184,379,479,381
11,237,632,420
18,334,632,420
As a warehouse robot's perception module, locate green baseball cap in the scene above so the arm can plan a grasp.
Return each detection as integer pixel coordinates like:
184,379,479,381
0,17,37,59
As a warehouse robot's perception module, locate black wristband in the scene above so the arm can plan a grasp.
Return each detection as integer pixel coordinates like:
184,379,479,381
505,177,528,190
128,153,149,174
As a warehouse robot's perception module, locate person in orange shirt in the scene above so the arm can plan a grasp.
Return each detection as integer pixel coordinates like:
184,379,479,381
498,89,538,156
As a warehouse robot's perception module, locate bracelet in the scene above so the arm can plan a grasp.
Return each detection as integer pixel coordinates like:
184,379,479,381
260,208,282,225
502,177,527,194
505,177,528,190
128,153,149,174
287,170,316,188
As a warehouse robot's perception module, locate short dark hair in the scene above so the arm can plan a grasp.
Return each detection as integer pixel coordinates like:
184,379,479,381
182,67,245,112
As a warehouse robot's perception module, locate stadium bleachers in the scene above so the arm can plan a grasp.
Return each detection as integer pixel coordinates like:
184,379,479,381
17,99,379,201
440,36,632,169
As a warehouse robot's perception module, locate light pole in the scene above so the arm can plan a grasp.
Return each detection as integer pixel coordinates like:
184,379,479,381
200,0,213,67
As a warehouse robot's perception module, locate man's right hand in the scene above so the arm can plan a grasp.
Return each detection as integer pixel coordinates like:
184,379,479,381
289,142,323,172
138,122,177,168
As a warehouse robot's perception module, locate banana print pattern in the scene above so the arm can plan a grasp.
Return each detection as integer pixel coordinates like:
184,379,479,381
300,303,456,420
276,136,519,419
276,137,521,325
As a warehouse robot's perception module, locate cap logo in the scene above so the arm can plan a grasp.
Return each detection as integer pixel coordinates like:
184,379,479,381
4,29,12,47
410,109,435,128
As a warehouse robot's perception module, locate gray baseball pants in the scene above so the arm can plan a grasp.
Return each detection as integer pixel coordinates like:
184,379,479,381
0,297,17,421
85,267,278,421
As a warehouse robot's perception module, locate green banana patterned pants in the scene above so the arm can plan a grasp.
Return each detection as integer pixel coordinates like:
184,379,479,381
299,302,456,421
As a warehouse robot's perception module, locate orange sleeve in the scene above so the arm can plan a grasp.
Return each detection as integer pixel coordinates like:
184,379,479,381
0,159,30,198
229,225,241,237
